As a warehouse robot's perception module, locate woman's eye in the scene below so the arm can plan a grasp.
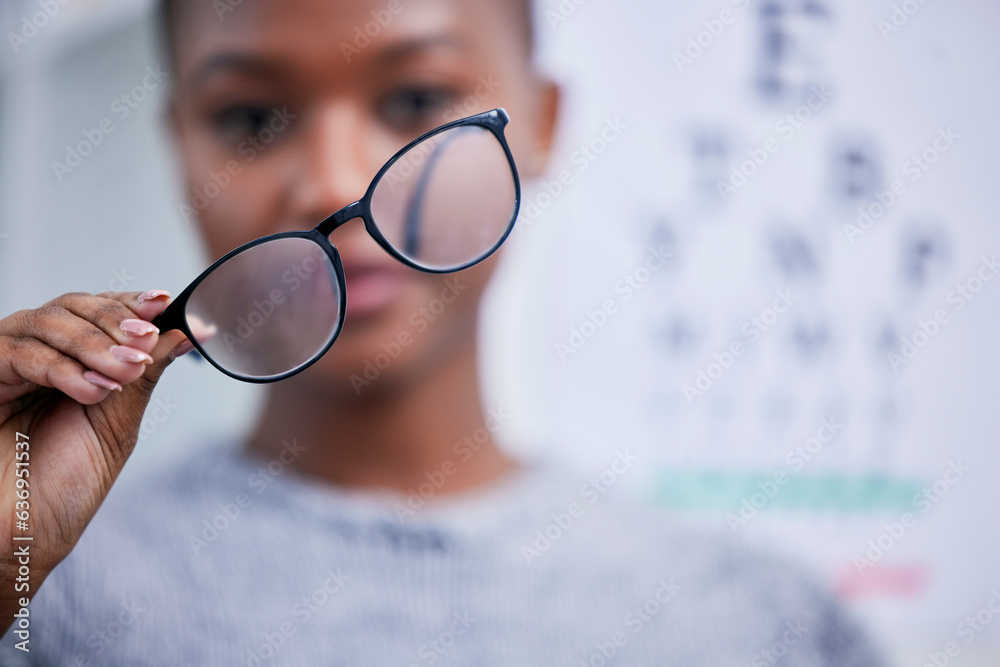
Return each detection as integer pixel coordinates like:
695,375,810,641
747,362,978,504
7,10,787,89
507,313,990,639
213,105,284,142
378,87,457,130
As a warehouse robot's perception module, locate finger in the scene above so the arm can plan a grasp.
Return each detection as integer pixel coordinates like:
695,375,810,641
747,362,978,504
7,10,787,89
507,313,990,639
54,290,173,355
0,336,118,405
12,306,154,387
99,289,173,324
50,293,157,356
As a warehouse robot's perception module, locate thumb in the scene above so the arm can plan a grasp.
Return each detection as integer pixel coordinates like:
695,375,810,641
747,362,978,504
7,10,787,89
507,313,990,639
107,321,189,429
86,295,191,471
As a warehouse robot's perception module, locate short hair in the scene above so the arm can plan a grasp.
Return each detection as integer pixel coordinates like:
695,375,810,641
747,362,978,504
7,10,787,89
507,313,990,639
156,0,535,66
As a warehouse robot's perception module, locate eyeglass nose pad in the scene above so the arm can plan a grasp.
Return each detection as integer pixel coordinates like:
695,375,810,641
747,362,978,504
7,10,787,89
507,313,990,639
324,239,348,298
326,241,345,272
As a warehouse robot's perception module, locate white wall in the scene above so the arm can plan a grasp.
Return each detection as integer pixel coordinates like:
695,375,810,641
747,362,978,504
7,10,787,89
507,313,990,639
0,0,264,475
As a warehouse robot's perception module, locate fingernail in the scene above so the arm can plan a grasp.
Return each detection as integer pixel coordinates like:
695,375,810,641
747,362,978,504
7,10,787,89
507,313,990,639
111,345,154,365
169,340,195,360
120,319,159,337
84,370,122,392
138,289,171,304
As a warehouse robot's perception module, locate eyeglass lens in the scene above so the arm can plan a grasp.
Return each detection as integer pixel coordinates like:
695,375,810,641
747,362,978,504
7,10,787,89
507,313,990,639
185,237,341,379
371,124,517,270
182,121,516,379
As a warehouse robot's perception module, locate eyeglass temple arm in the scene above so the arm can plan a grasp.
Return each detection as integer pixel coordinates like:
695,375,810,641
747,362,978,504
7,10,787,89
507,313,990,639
150,299,184,333
149,298,207,362
401,131,460,257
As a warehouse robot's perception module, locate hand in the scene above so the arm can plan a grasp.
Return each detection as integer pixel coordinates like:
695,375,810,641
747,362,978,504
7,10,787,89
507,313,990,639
0,290,190,633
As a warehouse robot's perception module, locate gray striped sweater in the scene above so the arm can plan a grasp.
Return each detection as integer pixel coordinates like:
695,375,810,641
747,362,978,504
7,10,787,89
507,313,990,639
0,439,885,666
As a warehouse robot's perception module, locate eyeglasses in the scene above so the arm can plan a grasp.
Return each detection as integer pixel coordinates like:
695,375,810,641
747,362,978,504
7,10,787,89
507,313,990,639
151,108,520,383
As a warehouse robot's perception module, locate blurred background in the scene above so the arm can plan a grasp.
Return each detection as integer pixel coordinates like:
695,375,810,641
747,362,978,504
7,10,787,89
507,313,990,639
1,0,998,664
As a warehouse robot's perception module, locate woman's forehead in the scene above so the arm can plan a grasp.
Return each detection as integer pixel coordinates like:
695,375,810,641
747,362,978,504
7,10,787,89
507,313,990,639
165,0,531,83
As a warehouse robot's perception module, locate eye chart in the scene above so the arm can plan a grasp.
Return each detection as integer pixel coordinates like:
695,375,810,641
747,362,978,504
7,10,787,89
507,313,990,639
484,1,1000,664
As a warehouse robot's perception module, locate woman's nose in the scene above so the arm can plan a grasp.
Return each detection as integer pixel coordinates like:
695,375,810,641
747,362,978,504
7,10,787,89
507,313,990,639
288,104,377,227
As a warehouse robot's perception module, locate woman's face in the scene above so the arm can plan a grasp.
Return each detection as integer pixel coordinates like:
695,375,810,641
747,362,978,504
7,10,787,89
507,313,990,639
168,0,556,390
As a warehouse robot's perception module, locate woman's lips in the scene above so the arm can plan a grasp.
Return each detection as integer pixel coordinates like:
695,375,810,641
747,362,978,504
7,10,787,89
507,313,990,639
342,264,405,319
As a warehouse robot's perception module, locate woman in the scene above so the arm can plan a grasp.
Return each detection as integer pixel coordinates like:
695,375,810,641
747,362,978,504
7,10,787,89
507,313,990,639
0,0,884,664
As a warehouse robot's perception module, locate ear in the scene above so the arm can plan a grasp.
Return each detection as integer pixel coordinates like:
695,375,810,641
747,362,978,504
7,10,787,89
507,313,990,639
524,77,561,178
